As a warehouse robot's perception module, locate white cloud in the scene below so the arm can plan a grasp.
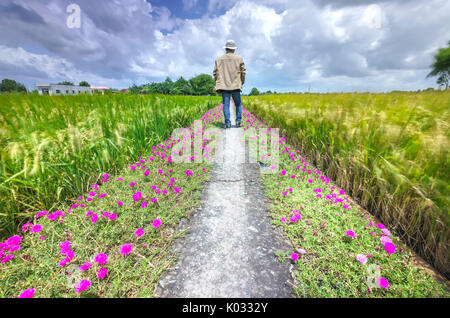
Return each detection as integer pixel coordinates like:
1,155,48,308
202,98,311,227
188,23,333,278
0,45,123,87
0,0,449,92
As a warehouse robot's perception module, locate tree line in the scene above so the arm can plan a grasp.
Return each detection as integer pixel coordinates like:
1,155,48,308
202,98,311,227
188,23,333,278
128,74,216,95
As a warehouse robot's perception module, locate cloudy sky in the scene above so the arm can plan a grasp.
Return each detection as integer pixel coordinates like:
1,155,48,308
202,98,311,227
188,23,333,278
1,0,449,93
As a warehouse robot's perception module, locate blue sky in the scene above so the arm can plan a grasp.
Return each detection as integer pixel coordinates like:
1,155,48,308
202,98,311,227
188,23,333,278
0,0,449,93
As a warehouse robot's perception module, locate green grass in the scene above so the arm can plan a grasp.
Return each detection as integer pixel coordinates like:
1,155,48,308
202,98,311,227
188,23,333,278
0,104,223,298
0,93,221,238
241,106,449,297
242,91,450,278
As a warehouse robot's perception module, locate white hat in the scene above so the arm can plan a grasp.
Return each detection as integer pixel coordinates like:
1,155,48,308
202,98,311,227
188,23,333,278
223,39,237,50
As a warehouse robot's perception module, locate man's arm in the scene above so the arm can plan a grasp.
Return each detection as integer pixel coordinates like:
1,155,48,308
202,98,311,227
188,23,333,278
240,59,246,85
213,60,218,81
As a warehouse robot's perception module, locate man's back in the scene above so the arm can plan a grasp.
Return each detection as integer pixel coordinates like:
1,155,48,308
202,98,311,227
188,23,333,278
213,52,246,92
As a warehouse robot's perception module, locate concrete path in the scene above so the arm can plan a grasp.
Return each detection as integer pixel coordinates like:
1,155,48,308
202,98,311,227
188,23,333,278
155,104,295,298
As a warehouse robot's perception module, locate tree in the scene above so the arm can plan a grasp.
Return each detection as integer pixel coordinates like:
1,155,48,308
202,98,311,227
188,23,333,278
0,78,27,93
129,84,141,94
427,41,450,90
79,81,90,87
58,81,74,86
189,74,215,95
249,87,260,96
173,76,193,95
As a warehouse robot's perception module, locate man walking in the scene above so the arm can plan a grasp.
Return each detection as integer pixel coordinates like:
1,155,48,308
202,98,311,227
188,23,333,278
213,40,246,129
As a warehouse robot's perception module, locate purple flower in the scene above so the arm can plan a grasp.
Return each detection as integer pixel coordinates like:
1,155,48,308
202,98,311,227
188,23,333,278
120,244,133,255
97,267,108,280
75,280,91,293
152,219,161,229
18,289,35,298
31,224,42,233
80,262,92,272
356,254,368,264
378,277,389,290
135,228,144,238
94,253,108,265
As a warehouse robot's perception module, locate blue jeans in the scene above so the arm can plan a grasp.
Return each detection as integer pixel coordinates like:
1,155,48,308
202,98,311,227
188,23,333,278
222,90,242,126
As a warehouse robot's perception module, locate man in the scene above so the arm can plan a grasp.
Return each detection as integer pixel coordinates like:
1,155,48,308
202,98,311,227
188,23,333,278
213,39,246,129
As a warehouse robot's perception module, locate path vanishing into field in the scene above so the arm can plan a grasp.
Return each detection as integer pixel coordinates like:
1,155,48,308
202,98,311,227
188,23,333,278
156,104,295,298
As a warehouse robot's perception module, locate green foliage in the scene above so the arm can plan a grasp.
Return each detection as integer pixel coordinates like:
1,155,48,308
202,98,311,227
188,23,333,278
0,78,27,93
189,74,216,96
244,91,450,278
78,81,90,87
427,41,450,89
137,74,215,96
249,87,260,96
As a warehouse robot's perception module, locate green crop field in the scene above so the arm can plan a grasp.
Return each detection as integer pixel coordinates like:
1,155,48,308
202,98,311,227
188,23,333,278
243,91,450,277
0,94,220,238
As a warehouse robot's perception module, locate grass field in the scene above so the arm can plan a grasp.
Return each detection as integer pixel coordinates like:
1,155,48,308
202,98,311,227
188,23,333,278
0,103,224,297
0,94,220,238
241,106,449,297
242,91,449,278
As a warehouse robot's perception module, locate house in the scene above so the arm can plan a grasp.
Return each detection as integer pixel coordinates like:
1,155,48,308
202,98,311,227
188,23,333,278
90,86,110,95
36,84,92,96
120,89,129,94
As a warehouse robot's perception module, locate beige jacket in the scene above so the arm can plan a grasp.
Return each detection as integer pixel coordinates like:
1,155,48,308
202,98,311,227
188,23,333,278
213,52,246,91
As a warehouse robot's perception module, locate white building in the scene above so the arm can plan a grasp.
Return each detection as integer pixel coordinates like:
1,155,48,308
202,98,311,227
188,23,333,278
90,86,110,95
36,84,92,96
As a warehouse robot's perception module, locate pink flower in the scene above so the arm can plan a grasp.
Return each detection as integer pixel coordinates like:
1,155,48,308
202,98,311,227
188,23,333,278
22,223,33,232
75,280,91,293
31,224,42,233
297,248,306,254
18,289,35,298
129,182,136,187
120,244,133,255
185,170,193,176
291,253,299,261
280,217,286,223
380,236,392,245
97,267,108,280
376,223,385,229
80,262,92,272
141,201,148,208
94,253,108,265
133,191,142,202
382,229,391,236
91,214,98,224
384,242,396,254
173,187,180,193
117,201,123,207
35,210,48,219
307,179,313,183
378,277,389,290
346,230,356,238
294,213,302,221
356,254,368,264
152,219,161,229
135,228,144,238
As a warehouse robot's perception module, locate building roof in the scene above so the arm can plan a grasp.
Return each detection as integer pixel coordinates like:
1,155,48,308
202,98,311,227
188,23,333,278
90,86,110,90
